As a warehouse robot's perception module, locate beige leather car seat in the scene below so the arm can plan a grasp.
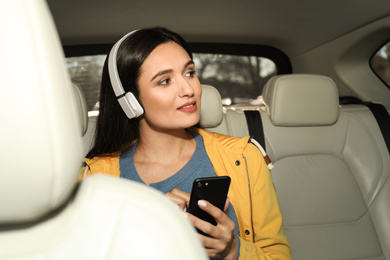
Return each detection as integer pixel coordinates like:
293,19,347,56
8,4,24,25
72,83,97,156
0,1,207,259
205,74,390,259
259,74,390,259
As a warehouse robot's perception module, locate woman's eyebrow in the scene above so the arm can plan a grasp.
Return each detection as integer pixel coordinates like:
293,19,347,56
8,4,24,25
181,60,195,74
150,60,195,82
151,69,172,82
184,60,195,68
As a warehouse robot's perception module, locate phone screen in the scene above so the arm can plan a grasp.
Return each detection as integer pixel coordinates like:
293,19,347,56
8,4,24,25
187,176,231,228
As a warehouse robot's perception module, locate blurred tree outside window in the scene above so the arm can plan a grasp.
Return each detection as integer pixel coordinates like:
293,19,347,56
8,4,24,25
193,54,276,105
371,42,390,88
67,53,277,115
67,55,105,113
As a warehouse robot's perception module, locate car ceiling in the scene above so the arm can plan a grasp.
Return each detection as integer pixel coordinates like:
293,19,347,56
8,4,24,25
47,0,390,58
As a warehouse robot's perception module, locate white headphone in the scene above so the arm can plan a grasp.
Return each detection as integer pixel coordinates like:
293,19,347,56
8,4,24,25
108,30,144,119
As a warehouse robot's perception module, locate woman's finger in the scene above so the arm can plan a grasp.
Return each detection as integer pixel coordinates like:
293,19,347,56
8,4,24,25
197,200,229,225
223,197,230,212
170,188,191,203
165,188,190,211
187,210,237,259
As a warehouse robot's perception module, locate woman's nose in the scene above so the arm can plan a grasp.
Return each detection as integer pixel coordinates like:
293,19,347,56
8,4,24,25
179,78,195,97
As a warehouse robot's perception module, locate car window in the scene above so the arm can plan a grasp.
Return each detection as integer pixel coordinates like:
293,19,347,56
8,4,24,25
67,55,106,114
370,41,390,89
67,52,277,115
193,53,276,105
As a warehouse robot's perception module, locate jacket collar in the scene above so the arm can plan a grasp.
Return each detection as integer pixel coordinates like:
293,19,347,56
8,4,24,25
190,127,250,155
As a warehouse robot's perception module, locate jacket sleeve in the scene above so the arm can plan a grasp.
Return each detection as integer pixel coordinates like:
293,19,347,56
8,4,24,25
238,143,292,260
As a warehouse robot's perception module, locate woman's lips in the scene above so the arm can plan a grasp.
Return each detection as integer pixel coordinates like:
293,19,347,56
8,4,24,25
178,101,197,112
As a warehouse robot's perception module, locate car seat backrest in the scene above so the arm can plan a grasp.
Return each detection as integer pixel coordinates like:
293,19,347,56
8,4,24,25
202,75,390,259
0,0,84,224
0,1,207,259
261,74,390,259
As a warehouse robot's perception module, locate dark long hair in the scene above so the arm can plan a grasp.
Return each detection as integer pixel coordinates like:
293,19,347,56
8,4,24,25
86,27,193,158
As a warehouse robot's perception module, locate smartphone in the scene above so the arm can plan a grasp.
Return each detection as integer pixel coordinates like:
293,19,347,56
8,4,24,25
187,176,231,230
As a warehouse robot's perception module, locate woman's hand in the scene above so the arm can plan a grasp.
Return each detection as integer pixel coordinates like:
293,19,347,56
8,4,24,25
187,198,238,259
165,188,190,211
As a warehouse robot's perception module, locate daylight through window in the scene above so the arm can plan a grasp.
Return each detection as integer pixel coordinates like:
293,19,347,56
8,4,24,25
67,53,277,114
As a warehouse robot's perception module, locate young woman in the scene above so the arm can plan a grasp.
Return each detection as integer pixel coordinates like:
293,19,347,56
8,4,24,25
81,27,291,259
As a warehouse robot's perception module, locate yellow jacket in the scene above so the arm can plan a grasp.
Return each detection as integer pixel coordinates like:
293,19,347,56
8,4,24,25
81,128,291,259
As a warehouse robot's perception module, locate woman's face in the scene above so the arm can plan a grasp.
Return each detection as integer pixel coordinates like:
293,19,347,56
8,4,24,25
137,41,202,132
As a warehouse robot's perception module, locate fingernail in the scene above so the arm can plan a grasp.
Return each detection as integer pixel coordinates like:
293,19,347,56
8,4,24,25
198,200,207,207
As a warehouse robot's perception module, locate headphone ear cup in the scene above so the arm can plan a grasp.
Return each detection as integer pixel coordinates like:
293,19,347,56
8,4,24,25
118,92,144,119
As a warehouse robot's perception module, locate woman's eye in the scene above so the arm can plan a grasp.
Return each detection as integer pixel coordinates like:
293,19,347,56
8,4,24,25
158,78,170,85
185,70,196,77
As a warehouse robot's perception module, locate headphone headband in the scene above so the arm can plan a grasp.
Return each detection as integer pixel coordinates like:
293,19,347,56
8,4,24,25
107,30,144,119
108,30,139,97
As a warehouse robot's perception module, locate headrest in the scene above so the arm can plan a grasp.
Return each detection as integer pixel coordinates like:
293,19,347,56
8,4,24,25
73,84,89,135
0,0,83,224
262,74,339,126
200,84,223,128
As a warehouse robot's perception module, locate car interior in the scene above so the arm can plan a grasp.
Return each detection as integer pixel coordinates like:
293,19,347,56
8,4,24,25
1,0,389,259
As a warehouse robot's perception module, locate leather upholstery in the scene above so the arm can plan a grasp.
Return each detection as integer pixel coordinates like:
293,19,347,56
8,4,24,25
263,74,339,126
73,84,89,136
0,0,83,224
262,104,390,259
0,1,207,259
200,84,224,128
203,76,390,259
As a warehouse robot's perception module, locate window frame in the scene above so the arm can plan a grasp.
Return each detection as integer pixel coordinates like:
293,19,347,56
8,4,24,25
63,42,292,75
